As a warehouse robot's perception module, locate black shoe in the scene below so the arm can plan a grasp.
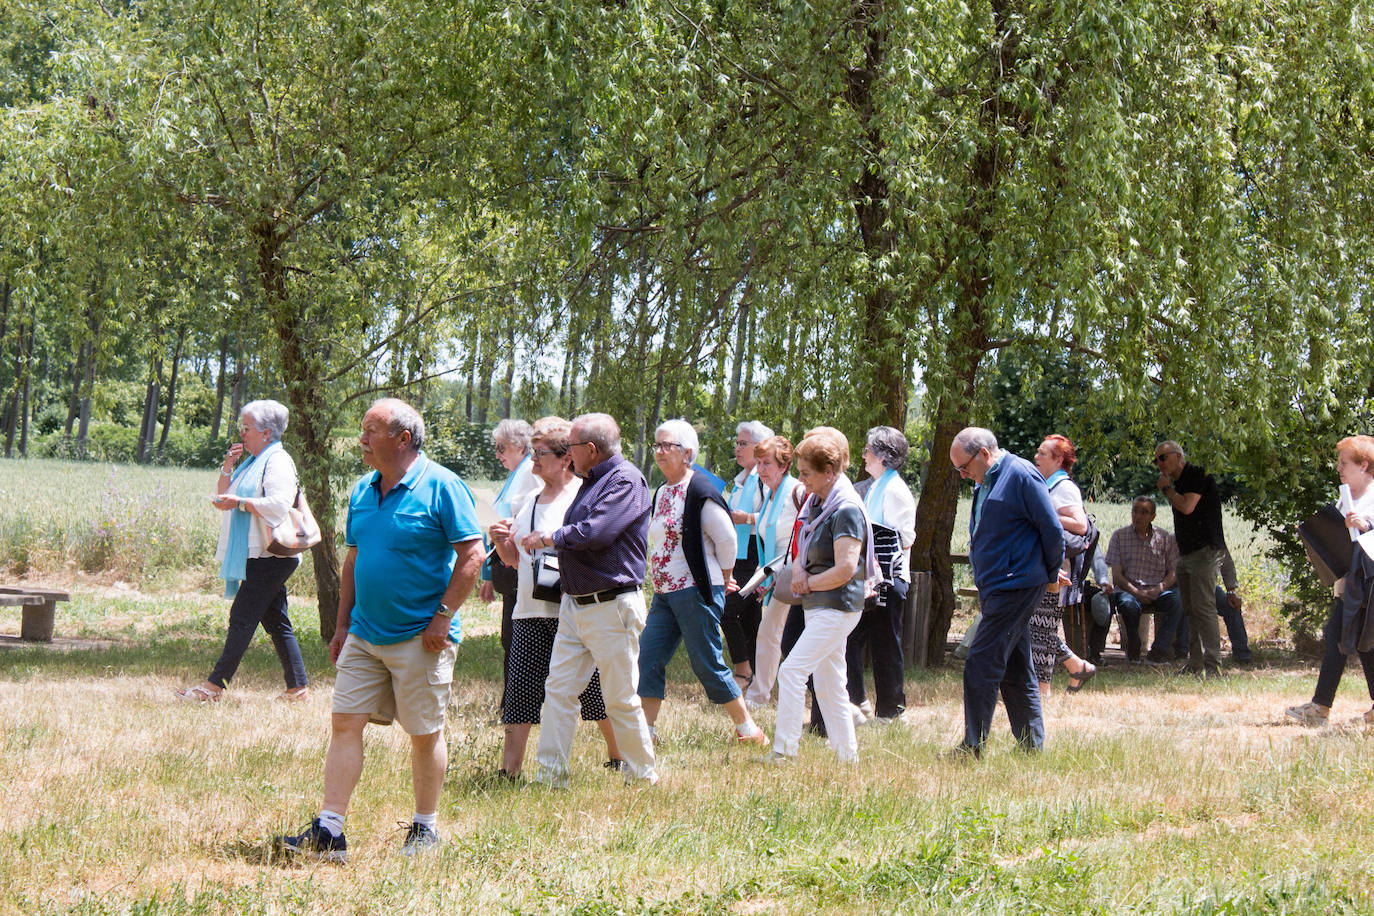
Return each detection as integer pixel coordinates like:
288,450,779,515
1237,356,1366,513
939,743,981,762
275,818,347,864
603,759,624,771
400,821,440,856
1145,650,1169,665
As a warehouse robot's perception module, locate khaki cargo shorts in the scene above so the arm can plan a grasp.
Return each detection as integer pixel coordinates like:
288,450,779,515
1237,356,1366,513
333,633,457,735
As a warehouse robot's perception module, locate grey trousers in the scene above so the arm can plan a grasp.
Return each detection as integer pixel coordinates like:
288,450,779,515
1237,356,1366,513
1177,546,1224,670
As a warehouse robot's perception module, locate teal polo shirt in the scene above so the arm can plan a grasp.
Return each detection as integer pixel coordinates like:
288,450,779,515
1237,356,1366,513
344,453,482,645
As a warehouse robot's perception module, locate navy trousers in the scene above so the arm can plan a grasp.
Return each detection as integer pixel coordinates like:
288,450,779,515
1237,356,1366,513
963,583,1045,752
208,556,306,690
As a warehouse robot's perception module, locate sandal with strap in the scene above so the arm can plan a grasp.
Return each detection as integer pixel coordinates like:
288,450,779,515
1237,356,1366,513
276,687,309,702
175,684,222,703
1066,662,1096,693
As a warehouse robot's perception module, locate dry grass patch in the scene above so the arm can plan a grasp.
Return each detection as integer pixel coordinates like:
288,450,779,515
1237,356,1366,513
2,588,1374,914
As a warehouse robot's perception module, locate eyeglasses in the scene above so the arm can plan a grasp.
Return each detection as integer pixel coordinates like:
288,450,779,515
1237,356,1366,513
954,449,981,475
494,443,518,454
531,448,561,459
735,439,752,448
653,442,683,453
1153,453,1177,465
238,425,256,435
569,440,593,450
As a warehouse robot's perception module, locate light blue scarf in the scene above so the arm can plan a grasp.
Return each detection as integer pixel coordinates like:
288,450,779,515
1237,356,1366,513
493,454,533,517
729,469,763,560
1044,469,1069,491
864,469,899,528
219,442,280,597
756,475,798,567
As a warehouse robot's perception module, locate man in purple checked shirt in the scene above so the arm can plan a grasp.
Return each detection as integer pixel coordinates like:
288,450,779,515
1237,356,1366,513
521,412,658,787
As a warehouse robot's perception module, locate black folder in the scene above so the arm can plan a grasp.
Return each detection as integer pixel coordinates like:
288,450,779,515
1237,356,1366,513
1299,503,1353,587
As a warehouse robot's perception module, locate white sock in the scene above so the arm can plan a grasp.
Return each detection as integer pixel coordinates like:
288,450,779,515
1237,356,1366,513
736,720,762,738
412,811,437,830
317,809,345,837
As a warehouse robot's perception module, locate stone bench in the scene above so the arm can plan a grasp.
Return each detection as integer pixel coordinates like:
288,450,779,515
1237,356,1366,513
0,587,71,642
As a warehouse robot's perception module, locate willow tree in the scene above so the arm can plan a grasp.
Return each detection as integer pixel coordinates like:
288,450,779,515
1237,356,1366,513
514,0,1373,658
52,0,547,634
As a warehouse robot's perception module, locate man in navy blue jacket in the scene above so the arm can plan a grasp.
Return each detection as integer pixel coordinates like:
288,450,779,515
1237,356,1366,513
949,427,1065,757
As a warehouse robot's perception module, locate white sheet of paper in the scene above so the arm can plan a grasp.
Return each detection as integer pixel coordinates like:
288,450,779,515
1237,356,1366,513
1338,484,1357,541
1359,528,1374,562
467,486,503,530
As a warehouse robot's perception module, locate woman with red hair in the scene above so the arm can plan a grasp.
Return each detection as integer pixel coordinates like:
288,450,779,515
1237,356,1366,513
1030,434,1097,695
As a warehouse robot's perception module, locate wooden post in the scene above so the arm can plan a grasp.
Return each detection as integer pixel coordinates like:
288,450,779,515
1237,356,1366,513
21,598,55,642
904,571,931,668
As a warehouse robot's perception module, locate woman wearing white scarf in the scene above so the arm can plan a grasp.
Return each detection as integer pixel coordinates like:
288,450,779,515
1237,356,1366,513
770,428,876,764
176,400,307,703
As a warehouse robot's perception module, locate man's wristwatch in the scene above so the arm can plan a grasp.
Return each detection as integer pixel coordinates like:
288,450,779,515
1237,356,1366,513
435,602,454,618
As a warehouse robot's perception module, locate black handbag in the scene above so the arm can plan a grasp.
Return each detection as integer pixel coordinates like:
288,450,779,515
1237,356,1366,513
527,498,562,602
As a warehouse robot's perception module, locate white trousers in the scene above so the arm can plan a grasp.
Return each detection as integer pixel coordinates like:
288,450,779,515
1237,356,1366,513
746,595,793,706
534,591,657,786
774,607,862,762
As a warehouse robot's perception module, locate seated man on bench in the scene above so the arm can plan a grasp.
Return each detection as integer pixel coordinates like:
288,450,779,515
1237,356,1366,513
1105,496,1183,662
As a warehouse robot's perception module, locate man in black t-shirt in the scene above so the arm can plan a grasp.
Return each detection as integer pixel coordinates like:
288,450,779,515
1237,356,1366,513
1154,441,1227,676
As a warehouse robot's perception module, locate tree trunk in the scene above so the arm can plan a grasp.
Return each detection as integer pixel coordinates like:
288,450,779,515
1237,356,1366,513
158,326,187,455
210,331,229,441
475,328,495,425
464,327,479,421
727,299,746,415
911,385,976,665
4,315,26,458
16,313,34,456
846,8,908,430
136,357,162,463
229,340,246,422
500,322,515,418
65,355,82,438
258,229,341,640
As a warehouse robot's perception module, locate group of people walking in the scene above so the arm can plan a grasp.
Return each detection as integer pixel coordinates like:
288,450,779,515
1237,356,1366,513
171,395,1373,861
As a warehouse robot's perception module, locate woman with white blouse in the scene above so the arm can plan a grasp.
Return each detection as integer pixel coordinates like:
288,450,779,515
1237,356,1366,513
490,417,621,776
844,426,918,722
1285,435,1374,727
638,419,768,745
743,435,802,709
177,400,307,703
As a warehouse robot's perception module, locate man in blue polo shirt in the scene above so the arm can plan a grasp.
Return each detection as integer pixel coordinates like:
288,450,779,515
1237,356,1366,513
948,427,1064,758
277,398,483,862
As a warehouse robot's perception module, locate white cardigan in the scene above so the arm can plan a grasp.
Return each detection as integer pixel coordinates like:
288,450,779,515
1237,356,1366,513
214,447,299,562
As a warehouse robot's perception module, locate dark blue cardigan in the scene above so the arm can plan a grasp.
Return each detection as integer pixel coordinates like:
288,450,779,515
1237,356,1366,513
968,452,1065,597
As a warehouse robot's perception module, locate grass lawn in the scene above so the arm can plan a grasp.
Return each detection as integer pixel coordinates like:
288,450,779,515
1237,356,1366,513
2,586,1372,915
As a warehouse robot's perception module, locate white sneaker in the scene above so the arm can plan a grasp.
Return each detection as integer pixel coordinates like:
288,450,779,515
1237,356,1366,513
858,699,875,719
850,703,868,728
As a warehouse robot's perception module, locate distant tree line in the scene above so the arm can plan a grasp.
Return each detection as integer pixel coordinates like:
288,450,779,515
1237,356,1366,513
3,0,1371,646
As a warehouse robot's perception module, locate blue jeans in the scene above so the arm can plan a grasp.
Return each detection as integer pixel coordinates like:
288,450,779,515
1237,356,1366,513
1115,588,1183,660
963,584,1044,752
638,586,740,704
208,556,306,690
1173,586,1252,661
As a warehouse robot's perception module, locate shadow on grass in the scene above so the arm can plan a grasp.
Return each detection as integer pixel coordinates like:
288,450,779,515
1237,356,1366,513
0,623,506,689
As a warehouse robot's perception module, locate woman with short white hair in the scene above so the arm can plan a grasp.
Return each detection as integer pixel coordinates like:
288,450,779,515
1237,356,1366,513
723,419,774,690
177,399,308,702
483,418,541,685
638,419,767,745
